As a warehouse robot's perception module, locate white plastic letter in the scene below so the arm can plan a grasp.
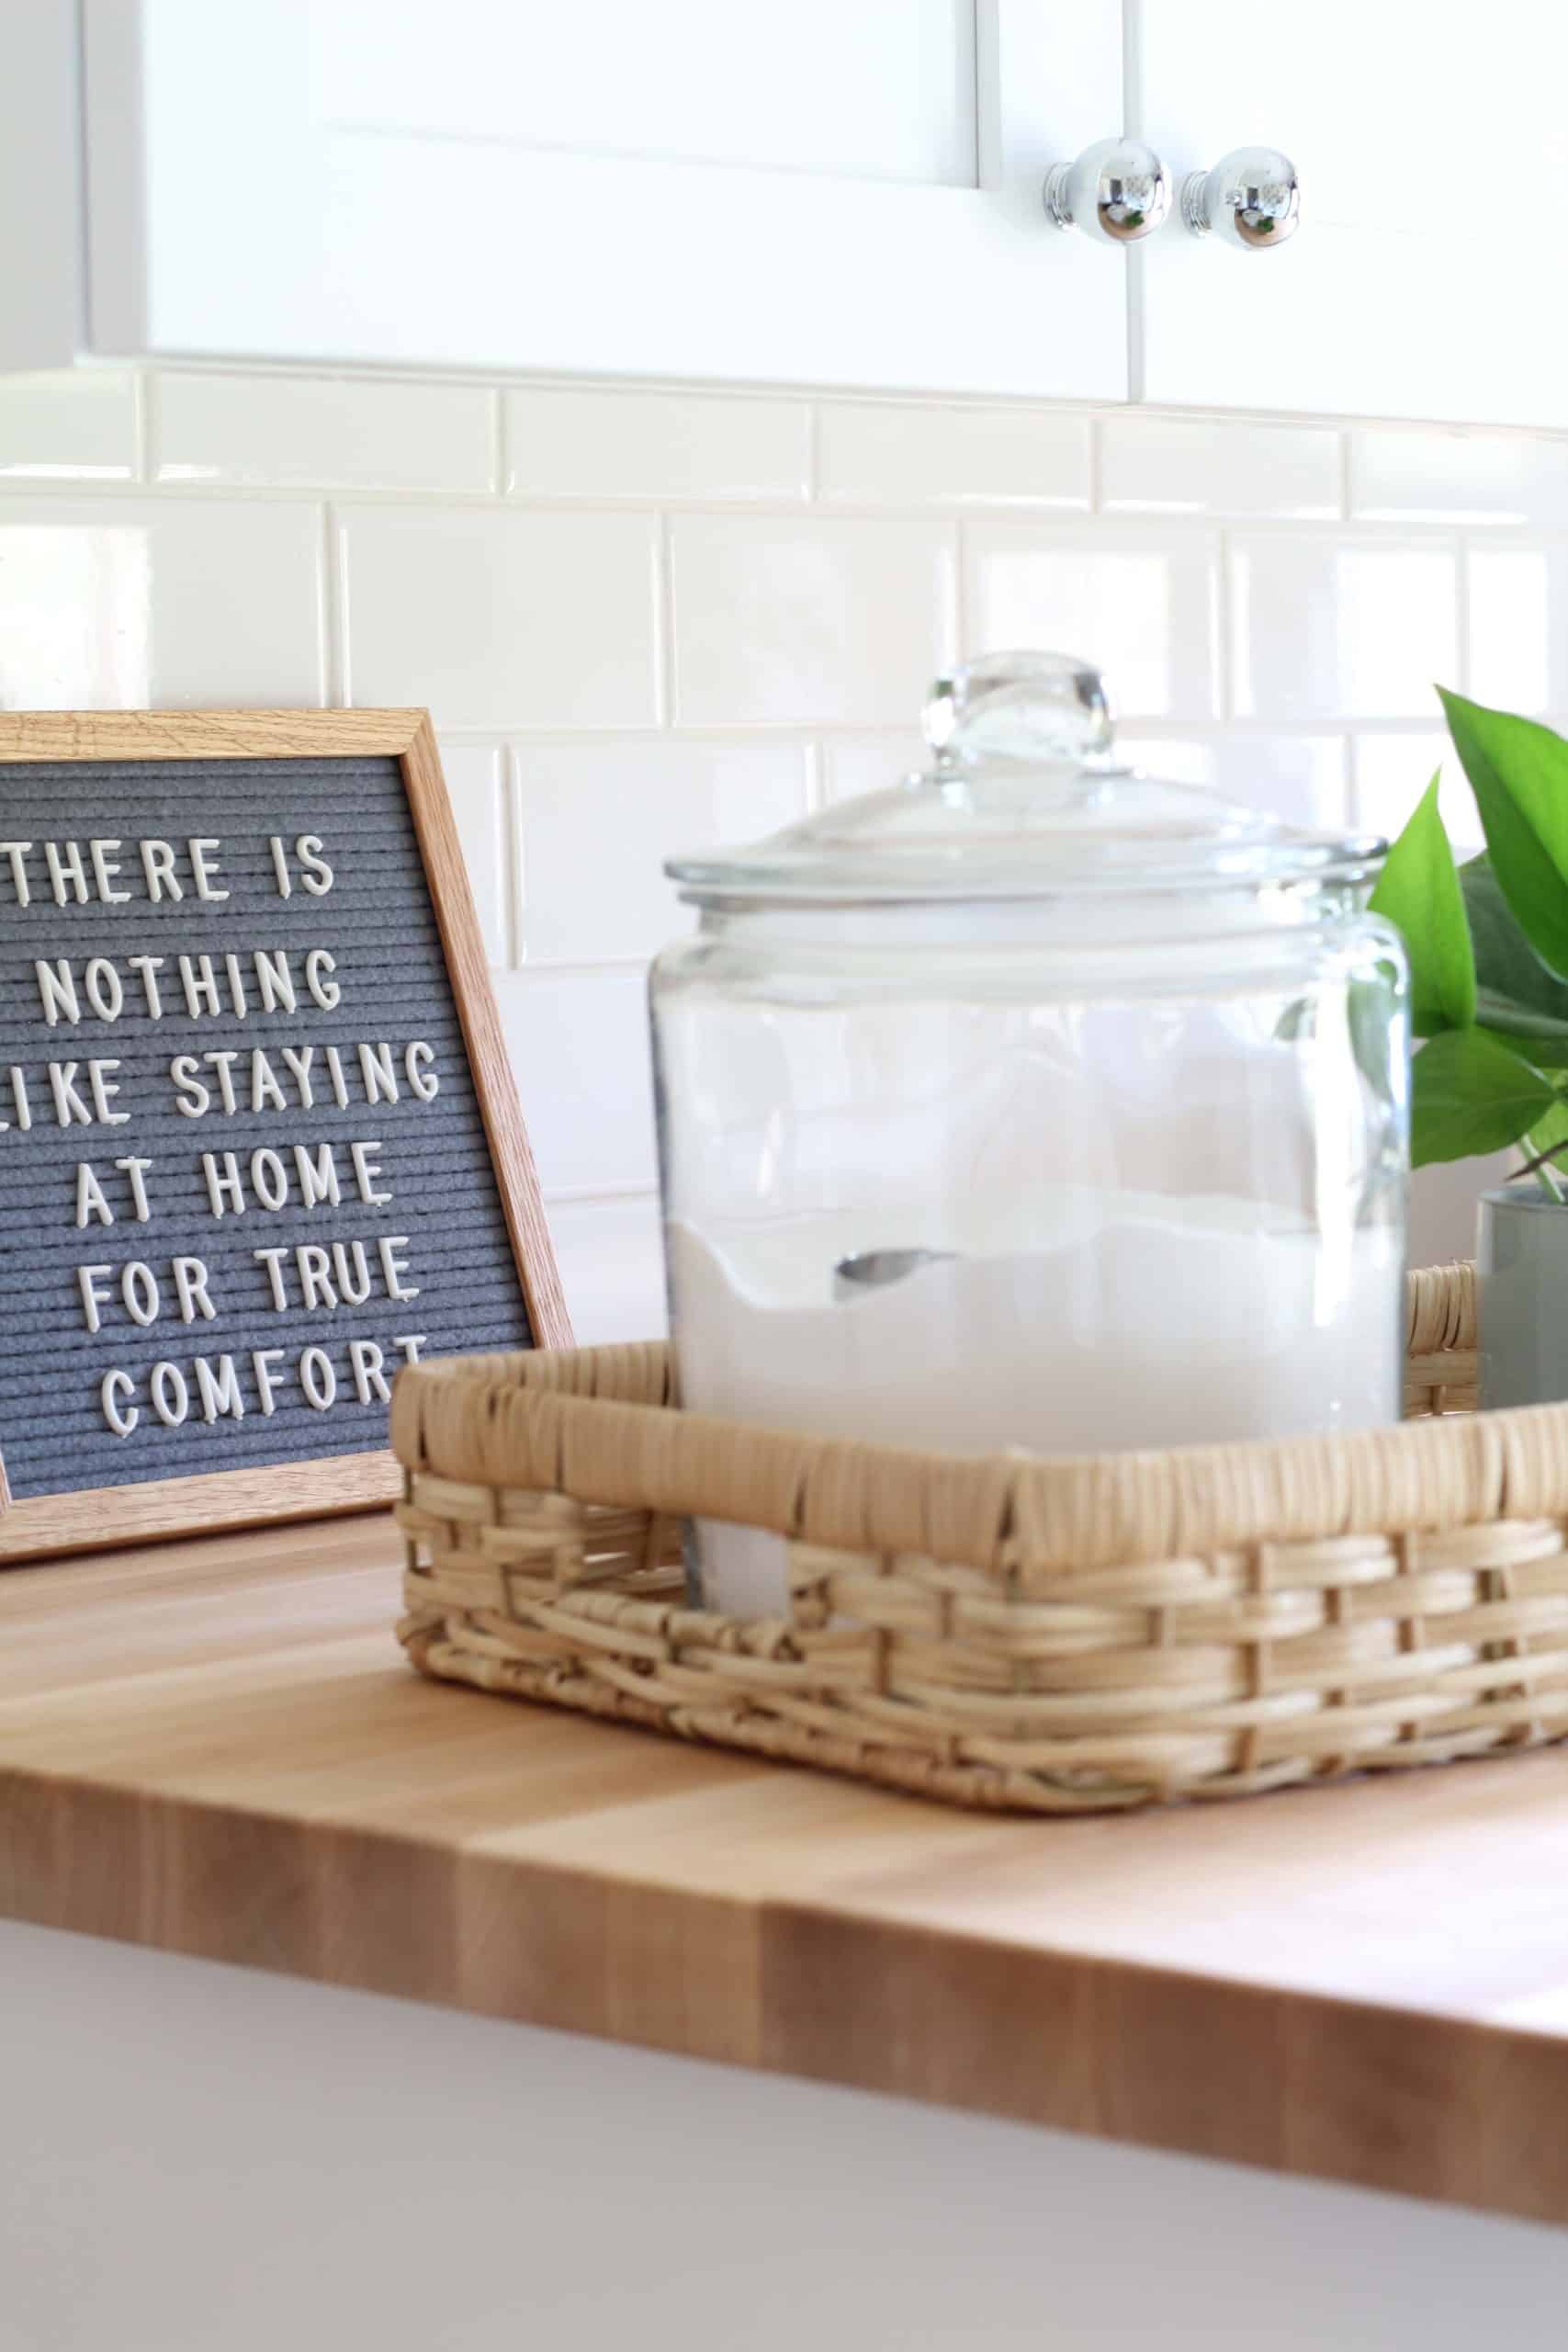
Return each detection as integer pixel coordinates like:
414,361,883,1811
151,1362,190,1427
121,1261,160,1328
351,1140,391,1206
201,1150,245,1218
75,1164,114,1230
90,841,130,904
194,1355,244,1425
87,1060,130,1126
378,1236,419,1304
252,1349,287,1416
349,1340,391,1406
140,840,182,902
102,1370,138,1437
405,1042,439,1102
173,1258,217,1325
188,838,229,902
77,1263,113,1334
296,836,334,897
253,1247,291,1312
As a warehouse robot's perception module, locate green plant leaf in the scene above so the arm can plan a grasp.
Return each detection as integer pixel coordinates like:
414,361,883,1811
1438,688,1568,982
1409,1026,1558,1166
1368,772,1474,1035
1461,856,1568,1057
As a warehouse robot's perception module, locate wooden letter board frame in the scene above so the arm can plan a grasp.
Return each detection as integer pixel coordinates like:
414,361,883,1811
0,708,571,1564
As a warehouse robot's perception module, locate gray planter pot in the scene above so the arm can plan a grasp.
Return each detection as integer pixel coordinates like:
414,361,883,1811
1478,1183,1568,1408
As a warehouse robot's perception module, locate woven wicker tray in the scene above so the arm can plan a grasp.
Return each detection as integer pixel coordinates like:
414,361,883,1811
392,1259,1568,1813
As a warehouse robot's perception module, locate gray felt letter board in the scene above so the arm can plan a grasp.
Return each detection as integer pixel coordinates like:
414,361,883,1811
0,709,568,1563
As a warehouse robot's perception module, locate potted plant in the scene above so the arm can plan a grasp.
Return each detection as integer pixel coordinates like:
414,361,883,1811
1373,689,1568,1406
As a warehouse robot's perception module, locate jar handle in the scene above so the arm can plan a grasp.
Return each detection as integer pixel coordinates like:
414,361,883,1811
924,652,1116,767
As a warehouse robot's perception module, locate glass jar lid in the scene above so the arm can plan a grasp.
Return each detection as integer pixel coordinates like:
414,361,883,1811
666,651,1385,906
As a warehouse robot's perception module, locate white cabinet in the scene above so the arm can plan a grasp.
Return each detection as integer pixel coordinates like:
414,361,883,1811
6,0,1129,401
1136,0,1568,430
8,0,1566,426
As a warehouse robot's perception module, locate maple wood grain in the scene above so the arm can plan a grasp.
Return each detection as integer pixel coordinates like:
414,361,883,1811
5,1514,1568,2228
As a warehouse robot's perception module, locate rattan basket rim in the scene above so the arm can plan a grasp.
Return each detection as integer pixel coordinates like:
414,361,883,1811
387,1260,1537,1576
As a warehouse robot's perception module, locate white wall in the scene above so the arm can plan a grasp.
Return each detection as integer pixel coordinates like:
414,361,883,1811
0,365,1548,1332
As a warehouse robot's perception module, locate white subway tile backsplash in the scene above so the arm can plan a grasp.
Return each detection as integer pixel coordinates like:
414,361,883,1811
494,970,657,1195
547,1194,667,1344
1350,428,1568,527
1119,734,1350,830
440,742,510,965
1466,545,1568,716
817,401,1090,508
1353,731,1481,853
0,496,323,707
1229,536,1459,721
154,372,495,492
965,522,1220,718
0,370,137,481
819,732,931,801
338,506,660,729
5,353,1566,1339
506,387,808,502
513,740,807,965
671,514,955,726
1099,416,1340,519
1222,738,1349,830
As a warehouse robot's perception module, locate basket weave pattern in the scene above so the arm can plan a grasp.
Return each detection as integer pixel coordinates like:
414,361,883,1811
393,1261,1568,1811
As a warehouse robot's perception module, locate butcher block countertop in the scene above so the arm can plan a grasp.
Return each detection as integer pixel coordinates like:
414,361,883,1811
4,1512,1568,2229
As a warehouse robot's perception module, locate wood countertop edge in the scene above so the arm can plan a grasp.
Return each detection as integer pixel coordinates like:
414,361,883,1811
5,1752,1568,2232
4,1510,1568,2233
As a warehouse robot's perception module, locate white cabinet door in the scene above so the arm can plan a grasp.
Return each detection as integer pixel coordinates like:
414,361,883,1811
8,0,1131,400
1136,0,1568,428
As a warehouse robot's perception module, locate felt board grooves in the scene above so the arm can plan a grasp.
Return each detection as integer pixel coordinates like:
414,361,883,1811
0,709,567,1563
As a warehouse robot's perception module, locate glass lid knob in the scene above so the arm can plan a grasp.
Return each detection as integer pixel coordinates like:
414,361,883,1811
923,650,1115,769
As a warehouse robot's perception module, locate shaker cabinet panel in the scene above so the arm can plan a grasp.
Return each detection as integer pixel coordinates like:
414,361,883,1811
1135,0,1568,429
6,0,1563,420
4,0,1131,401
309,0,984,191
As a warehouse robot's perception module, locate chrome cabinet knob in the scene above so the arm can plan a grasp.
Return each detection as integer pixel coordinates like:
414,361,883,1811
1181,147,1301,247
1043,139,1170,244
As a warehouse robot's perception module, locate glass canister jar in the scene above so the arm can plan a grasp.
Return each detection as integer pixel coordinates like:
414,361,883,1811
650,652,1408,1613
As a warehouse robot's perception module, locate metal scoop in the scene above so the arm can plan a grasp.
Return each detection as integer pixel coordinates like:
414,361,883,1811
832,1248,956,1301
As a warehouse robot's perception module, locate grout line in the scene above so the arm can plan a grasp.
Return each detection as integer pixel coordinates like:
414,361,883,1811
1344,730,1364,831
0,458,1552,535
1454,537,1473,695
543,1183,661,1207
426,715,1509,748
501,957,650,980
0,465,1556,543
1336,731,1355,830
122,349,1568,443
321,503,347,707
489,386,507,499
949,517,970,661
1213,526,1234,720
130,369,152,484
652,512,677,729
500,742,525,970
